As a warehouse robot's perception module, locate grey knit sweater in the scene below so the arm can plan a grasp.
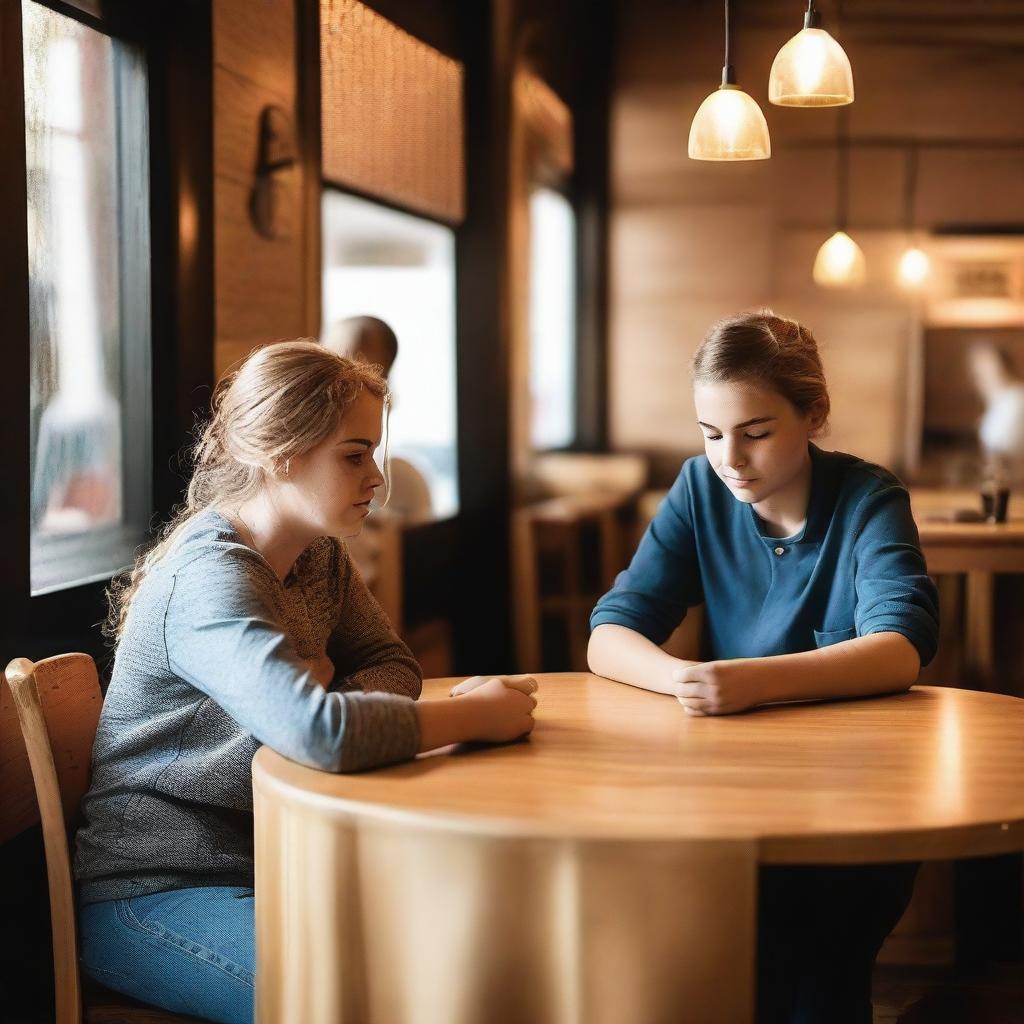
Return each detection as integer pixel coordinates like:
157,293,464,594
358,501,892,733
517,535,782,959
73,508,423,905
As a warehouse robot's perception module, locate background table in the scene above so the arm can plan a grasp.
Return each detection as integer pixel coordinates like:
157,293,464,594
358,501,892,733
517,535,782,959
910,487,1024,683
253,674,1024,1024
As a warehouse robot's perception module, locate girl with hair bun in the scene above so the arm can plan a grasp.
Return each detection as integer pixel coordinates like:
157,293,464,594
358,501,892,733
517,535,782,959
74,340,537,1024
590,310,938,1023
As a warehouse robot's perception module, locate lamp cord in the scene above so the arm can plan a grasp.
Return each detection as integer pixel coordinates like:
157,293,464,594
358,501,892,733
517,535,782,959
904,144,918,231
722,0,735,84
837,107,850,231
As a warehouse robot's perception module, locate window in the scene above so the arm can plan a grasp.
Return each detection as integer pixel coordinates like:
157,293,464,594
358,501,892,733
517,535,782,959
23,0,151,595
321,189,459,520
528,187,577,451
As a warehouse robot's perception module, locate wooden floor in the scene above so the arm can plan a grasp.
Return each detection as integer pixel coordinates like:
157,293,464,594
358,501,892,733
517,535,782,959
874,963,1024,1023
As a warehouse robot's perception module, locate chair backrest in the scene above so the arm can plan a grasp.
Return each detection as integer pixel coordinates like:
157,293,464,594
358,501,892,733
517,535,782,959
2,653,104,1024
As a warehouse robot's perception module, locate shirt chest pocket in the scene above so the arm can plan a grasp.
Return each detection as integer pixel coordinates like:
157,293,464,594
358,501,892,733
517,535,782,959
813,626,857,648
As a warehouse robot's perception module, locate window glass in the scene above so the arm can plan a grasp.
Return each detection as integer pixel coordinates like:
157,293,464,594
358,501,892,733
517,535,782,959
528,187,576,450
322,190,459,520
24,0,151,594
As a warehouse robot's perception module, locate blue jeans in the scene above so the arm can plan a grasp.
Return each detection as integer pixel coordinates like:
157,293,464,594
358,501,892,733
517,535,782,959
78,886,254,1024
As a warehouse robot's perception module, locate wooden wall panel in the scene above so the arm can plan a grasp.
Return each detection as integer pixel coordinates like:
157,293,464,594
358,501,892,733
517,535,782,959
213,0,296,104
215,172,304,339
214,65,276,187
216,340,261,381
608,202,774,453
212,0,305,379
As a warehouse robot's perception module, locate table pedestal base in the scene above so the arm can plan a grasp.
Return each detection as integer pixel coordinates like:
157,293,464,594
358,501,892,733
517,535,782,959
254,794,756,1024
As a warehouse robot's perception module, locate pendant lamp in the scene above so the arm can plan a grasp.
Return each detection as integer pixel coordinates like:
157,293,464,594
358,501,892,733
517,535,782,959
688,0,770,161
899,246,930,288
897,145,930,289
814,230,865,287
769,1,854,107
813,110,865,287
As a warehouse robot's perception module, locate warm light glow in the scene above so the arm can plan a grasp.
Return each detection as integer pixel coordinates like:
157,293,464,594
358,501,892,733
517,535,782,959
179,190,198,261
898,247,930,289
928,692,965,819
769,28,854,107
812,231,866,287
688,85,771,161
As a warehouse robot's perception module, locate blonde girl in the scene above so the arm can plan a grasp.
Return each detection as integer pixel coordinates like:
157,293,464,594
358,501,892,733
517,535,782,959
74,341,536,1023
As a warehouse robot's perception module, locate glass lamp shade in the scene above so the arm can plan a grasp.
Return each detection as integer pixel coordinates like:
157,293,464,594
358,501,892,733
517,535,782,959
812,231,866,288
688,85,771,161
898,246,930,289
769,28,854,107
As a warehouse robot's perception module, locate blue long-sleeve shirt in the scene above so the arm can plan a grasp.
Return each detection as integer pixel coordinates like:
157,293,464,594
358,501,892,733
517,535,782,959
591,444,939,665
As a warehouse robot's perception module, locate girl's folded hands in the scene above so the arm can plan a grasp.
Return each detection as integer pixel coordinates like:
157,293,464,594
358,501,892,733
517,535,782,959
671,659,761,717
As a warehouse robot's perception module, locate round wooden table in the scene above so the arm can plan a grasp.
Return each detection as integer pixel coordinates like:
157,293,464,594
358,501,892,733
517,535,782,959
252,674,1024,1024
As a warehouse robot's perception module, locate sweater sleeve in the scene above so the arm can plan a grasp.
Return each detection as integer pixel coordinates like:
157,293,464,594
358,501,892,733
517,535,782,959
853,483,940,667
164,545,420,773
589,468,704,645
326,543,423,699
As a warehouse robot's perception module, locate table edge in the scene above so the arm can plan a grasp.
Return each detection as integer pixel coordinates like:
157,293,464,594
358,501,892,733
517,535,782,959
251,751,1024,863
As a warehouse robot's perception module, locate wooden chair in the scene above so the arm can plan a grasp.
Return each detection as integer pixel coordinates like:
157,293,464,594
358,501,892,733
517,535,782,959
1,654,207,1024
513,492,635,672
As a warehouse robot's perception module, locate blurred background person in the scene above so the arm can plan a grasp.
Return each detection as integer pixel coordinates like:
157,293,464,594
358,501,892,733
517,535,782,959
323,315,399,378
322,315,433,524
322,317,432,625
968,342,1024,519
969,342,1024,468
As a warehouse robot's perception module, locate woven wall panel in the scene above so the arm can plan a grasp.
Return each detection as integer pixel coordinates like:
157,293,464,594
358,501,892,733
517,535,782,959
320,0,465,223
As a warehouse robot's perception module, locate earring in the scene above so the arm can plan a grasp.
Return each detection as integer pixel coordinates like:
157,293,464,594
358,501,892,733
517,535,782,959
284,458,290,476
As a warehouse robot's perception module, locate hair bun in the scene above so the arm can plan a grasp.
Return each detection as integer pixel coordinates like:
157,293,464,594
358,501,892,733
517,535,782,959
693,309,830,433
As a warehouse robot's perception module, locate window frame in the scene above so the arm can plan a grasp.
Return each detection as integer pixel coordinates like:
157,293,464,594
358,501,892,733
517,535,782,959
0,0,214,667
320,181,462,520
24,1,152,595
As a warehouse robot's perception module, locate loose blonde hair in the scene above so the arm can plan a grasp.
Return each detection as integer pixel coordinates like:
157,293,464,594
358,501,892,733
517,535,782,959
692,309,830,432
105,340,389,643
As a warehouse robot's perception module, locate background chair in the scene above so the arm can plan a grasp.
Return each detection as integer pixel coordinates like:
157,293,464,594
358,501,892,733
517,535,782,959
1,653,206,1024
512,492,635,671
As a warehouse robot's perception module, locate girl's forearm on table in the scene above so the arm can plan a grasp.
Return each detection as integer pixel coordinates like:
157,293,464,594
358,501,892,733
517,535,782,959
415,697,476,752
748,631,921,707
587,623,696,695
